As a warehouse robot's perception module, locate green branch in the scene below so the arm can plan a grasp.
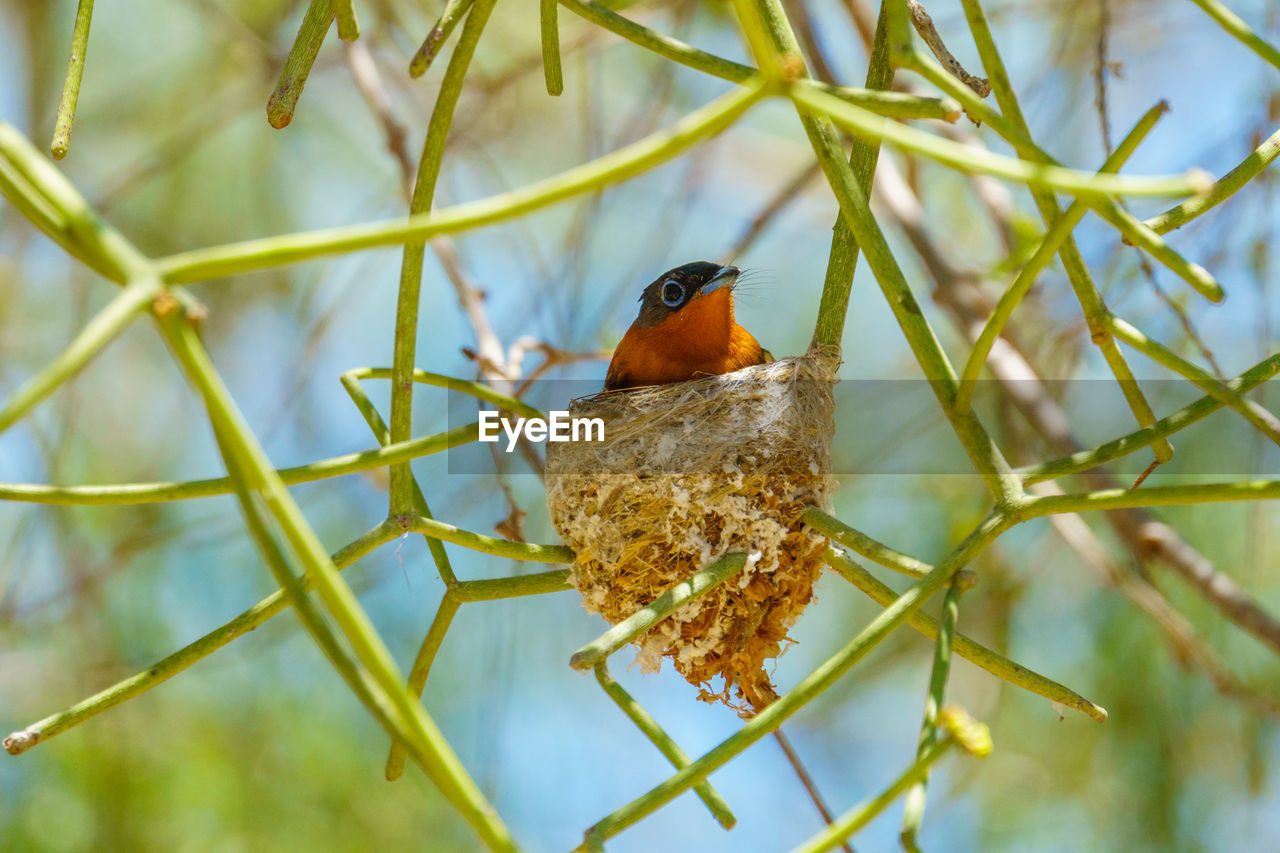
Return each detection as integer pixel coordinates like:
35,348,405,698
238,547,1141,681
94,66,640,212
0,276,161,434
569,552,748,669
541,0,564,95
580,513,1010,844
823,549,1107,721
154,79,766,284
558,0,958,120
4,521,400,756
1145,126,1280,234
50,0,95,159
953,101,1170,414
1019,481,1280,517
0,423,478,505
594,662,736,828
1105,315,1280,446
267,0,335,129
1019,353,1280,485
1185,0,1280,72
804,508,931,579
389,0,497,517
410,516,576,564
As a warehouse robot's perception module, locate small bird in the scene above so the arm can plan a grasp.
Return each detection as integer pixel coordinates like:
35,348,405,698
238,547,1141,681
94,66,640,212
604,261,772,391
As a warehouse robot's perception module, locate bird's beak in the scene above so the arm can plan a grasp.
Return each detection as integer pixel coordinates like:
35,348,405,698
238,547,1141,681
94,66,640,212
700,265,740,295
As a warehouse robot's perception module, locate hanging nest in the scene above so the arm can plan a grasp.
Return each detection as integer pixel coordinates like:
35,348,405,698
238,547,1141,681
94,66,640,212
545,348,838,715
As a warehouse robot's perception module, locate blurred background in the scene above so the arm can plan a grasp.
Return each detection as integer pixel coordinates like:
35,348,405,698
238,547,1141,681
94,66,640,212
2,0,1280,850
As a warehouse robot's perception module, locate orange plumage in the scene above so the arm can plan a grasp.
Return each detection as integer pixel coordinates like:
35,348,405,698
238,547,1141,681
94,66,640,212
605,262,771,391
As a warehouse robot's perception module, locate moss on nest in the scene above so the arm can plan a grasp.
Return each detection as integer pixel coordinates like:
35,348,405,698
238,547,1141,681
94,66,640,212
546,348,838,714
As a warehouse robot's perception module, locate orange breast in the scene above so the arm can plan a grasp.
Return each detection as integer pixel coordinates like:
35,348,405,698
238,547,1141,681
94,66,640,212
605,289,768,390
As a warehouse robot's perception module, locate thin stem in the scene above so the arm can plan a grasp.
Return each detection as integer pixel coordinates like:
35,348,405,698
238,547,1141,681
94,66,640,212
790,738,957,853
267,0,335,129
387,593,461,781
158,315,518,852
1104,315,1280,446
559,0,958,120
410,0,476,78
813,2,894,350
0,276,161,434
569,553,749,670
954,101,1168,414
791,85,1203,199
390,0,498,517
1019,352,1280,485
3,522,400,756
1145,126,1280,234
335,0,359,41
823,549,1107,721
409,516,576,564
541,0,565,95
580,514,1010,844
1185,0,1280,72
0,423,478,505
1018,481,1280,517
900,573,964,850
803,507,930,579
156,80,764,285
594,662,736,828
952,0,1175,464
348,366,544,419
51,0,95,159
900,49,1223,302
454,570,573,601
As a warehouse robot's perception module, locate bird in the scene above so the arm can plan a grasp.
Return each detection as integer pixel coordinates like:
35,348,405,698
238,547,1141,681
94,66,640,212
604,261,772,391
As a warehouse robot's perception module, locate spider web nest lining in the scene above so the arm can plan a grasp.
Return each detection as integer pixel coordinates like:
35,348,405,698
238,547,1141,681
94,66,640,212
545,348,838,714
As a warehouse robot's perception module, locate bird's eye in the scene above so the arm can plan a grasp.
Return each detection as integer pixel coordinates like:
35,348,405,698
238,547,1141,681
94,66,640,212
661,280,685,307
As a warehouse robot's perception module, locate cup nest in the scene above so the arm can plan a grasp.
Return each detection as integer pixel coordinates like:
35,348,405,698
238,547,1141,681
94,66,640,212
545,348,838,714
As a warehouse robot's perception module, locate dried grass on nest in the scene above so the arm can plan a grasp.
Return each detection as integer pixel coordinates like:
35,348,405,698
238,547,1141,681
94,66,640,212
546,348,839,715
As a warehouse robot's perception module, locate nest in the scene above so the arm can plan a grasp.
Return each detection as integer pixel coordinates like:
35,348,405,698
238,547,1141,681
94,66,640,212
545,348,838,714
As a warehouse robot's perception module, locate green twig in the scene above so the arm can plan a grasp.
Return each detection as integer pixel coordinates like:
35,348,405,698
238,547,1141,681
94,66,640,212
1145,127,1280,234
267,0,335,129
823,549,1107,721
900,574,965,851
579,514,1010,844
558,0,959,120
455,570,573,601
812,3,894,350
954,101,1168,414
791,708,991,853
410,0,477,78
155,79,766,284
791,85,1203,199
803,507,931,579
900,49,1223,302
0,276,161,434
1104,315,1280,445
569,552,749,670
594,662,736,828
0,423,478,505
335,0,359,41
952,0,1176,465
387,593,461,781
390,0,497,517
1185,0,1280,72
1018,481,1280,517
50,0,95,159
3,522,400,756
1019,353,1280,485
541,0,564,95
348,366,544,419
410,516,575,563
158,315,518,852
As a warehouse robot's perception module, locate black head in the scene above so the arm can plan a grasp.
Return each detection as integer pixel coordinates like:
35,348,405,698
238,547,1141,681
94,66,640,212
633,262,739,328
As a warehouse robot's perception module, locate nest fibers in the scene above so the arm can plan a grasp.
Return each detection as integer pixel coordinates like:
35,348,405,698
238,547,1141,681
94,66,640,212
545,349,838,714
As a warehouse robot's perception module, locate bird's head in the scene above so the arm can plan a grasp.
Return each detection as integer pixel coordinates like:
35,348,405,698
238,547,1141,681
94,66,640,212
633,262,740,330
